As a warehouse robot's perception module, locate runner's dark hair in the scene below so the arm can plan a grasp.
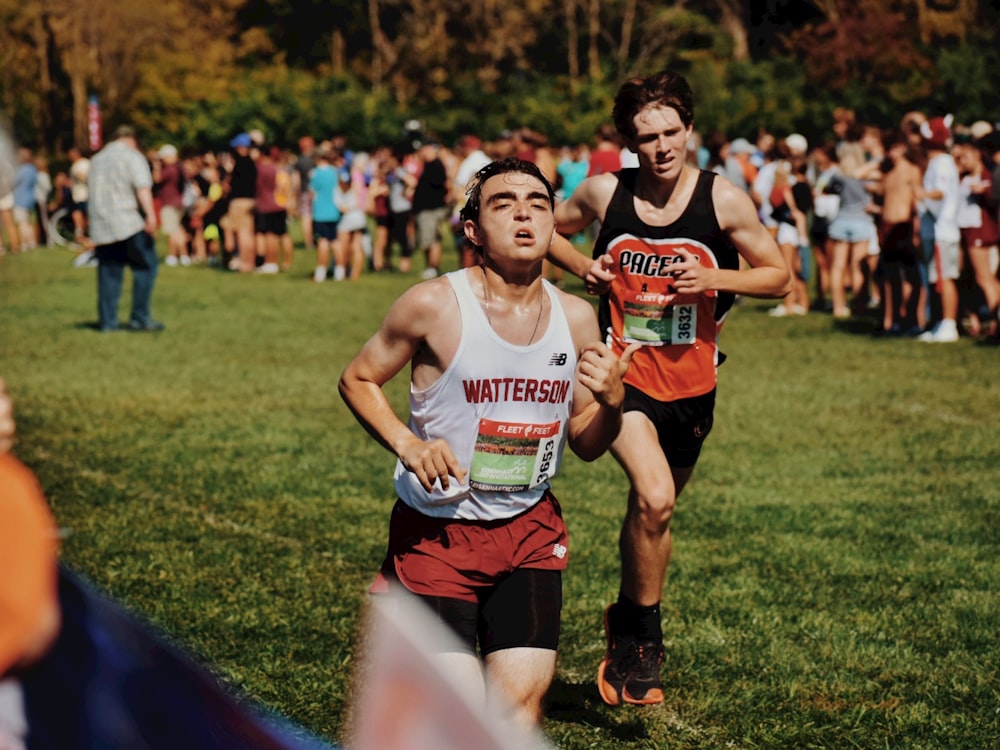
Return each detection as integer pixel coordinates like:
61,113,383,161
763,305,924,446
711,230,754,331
612,70,694,139
460,157,555,224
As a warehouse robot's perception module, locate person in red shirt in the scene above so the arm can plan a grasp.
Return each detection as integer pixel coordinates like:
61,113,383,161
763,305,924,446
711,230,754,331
955,136,1000,337
588,124,623,178
153,145,189,266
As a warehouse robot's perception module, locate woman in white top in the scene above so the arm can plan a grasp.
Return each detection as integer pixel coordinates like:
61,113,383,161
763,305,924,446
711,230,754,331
333,152,369,281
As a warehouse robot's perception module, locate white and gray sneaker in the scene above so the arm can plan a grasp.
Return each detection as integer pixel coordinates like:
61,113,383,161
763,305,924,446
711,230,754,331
918,320,959,343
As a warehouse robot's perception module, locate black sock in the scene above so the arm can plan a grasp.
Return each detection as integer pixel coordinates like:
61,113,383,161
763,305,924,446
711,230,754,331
614,593,663,641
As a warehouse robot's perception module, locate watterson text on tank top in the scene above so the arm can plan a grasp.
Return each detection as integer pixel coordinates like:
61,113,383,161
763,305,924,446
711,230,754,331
463,378,572,404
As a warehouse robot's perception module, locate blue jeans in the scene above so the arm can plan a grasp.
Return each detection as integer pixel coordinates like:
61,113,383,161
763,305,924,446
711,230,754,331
96,231,158,330
918,212,935,322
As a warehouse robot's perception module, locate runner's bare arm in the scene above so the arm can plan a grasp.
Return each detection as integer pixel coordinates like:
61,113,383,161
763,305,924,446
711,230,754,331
549,175,618,293
553,175,604,235
339,283,467,491
690,177,792,299
547,233,594,280
560,293,637,461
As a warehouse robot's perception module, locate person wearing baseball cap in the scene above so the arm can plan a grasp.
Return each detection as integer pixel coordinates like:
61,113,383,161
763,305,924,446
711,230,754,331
226,133,258,271
915,115,962,342
154,144,189,267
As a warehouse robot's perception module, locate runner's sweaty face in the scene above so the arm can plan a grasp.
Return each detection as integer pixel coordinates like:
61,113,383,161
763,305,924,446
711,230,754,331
629,105,692,182
465,172,555,263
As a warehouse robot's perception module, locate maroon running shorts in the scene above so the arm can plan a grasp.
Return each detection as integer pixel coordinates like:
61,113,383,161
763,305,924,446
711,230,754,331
370,491,569,603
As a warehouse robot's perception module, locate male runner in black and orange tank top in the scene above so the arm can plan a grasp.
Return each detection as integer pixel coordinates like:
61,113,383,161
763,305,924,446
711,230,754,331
548,70,791,707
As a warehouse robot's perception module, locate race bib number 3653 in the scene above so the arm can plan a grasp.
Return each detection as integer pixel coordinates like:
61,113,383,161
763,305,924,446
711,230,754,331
470,419,561,492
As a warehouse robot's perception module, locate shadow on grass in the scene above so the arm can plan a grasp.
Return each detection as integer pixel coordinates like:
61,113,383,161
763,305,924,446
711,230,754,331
72,320,167,333
832,315,880,335
74,321,107,332
546,677,652,742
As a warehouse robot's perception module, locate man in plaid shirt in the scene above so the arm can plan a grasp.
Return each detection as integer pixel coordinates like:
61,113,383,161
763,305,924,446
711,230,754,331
88,125,163,332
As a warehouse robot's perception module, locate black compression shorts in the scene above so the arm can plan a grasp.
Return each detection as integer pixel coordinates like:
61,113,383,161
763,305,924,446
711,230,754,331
623,385,716,468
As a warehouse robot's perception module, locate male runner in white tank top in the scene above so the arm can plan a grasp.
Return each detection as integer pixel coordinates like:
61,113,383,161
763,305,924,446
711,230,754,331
339,158,637,729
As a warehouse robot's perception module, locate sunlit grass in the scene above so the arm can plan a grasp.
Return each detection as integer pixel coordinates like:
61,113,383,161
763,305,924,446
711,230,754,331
2,240,997,749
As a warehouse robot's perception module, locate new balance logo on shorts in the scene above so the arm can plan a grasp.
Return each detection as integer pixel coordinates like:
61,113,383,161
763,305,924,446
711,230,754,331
549,353,567,366
552,544,567,559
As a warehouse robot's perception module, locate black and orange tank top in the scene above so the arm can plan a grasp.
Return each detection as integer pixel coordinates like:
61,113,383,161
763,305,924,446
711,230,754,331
594,169,740,401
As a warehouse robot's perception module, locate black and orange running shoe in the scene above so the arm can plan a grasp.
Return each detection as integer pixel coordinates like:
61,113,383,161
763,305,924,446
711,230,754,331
596,603,665,706
625,638,665,704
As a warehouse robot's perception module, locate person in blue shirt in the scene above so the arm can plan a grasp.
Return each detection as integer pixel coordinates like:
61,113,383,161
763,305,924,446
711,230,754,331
308,147,342,283
13,147,38,252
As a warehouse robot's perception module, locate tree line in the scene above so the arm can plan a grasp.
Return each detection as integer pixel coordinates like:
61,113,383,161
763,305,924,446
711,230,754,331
1,0,997,155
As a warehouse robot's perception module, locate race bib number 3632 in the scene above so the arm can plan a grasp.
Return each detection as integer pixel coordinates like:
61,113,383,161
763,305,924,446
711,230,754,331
470,419,561,492
622,290,697,346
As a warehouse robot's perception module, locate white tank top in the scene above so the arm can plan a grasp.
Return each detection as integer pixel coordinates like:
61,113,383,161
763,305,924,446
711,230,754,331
394,269,578,520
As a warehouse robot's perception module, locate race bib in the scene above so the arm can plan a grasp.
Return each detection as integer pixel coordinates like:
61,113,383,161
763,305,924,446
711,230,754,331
621,289,697,346
470,419,561,492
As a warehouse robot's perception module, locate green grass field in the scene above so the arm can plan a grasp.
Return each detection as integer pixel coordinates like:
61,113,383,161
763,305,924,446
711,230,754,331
2,240,998,749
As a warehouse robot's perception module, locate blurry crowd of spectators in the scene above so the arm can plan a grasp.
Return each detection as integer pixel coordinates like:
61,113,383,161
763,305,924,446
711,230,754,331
3,108,998,342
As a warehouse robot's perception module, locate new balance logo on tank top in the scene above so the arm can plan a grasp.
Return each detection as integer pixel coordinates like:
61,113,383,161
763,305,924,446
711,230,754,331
393,269,577,521
595,169,739,402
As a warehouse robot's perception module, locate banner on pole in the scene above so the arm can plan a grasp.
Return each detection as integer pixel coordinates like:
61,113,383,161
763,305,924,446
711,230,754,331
87,95,102,152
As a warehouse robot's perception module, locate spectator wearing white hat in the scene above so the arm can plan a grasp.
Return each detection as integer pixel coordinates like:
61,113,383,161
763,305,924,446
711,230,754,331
727,137,758,192
767,135,812,317
968,120,994,142
915,116,962,342
153,144,189,266
785,133,808,158
706,132,749,194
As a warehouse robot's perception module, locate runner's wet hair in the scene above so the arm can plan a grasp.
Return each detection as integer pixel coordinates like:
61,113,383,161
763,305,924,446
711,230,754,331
612,70,694,139
460,157,555,224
